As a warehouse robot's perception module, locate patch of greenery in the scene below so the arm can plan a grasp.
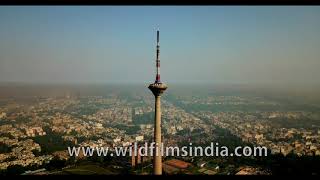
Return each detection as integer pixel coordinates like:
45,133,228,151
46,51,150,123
63,164,114,175
132,112,153,125
0,142,11,153
32,127,74,155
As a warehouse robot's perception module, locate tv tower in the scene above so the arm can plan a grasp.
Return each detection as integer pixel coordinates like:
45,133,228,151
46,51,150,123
148,29,167,175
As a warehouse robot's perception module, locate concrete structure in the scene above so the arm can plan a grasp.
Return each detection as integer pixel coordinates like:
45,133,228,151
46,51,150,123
137,147,142,164
131,150,136,167
148,30,167,175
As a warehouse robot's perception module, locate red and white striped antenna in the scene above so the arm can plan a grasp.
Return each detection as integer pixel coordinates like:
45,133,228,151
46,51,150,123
155,29,161,83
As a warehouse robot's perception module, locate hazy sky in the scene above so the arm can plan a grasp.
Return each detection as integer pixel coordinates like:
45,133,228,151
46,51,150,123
0,6,320,85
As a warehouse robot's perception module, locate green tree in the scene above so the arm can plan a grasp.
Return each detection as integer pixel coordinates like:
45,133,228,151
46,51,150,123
6,165,26,175
44,157,66,171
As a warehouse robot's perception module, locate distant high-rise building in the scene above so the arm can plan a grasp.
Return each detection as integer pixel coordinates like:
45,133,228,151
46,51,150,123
148,30,167,175
137,146,142,164
131,151,136,167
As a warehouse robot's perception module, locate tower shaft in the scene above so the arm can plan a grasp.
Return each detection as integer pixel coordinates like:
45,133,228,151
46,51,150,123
153,95,162,175
149,83,167,175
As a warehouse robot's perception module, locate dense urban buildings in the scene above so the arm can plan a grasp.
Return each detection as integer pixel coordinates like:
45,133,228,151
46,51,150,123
0,84,320,175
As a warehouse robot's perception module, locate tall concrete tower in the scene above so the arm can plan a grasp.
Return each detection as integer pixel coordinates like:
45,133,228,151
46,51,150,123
148,30,167,175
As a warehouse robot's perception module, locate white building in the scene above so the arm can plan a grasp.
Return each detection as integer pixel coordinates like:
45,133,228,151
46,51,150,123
135,135,144,142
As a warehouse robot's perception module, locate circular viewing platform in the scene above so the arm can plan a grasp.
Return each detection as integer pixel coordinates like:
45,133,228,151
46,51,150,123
148,82,167,96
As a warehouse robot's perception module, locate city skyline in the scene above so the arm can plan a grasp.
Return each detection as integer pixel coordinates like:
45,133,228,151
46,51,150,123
0,6,320,86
